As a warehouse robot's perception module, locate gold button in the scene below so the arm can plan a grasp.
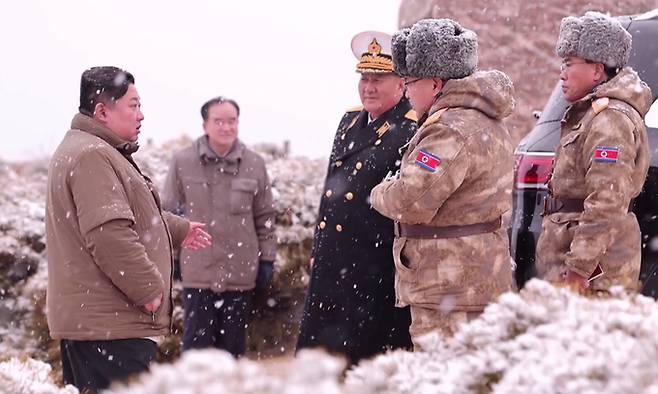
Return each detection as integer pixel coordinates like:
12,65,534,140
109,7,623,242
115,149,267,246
325,189,332,197
345,192,354,200
319,221,326,229
335,161,343,167
335,224,343,232
355,162,363,170
375,139,382,146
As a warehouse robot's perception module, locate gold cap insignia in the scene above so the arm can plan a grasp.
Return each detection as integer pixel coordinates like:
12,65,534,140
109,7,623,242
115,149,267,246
368,38,382,56
351,31,395,74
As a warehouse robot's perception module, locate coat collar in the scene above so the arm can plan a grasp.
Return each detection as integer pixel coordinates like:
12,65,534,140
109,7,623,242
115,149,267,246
71,113,139,155
196,137,245,175
197,136,245,162
333,97,411,162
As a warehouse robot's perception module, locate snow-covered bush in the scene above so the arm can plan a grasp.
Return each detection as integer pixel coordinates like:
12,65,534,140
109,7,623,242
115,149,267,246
0,357,78,394
346,279,658,394
0,138,326,380
105,349,344,394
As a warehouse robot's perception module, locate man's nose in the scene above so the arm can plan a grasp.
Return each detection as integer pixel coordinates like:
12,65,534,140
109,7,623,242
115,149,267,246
559,69,567,81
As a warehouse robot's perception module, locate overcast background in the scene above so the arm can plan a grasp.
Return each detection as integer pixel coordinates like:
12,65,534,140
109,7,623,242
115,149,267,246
0,0,398,161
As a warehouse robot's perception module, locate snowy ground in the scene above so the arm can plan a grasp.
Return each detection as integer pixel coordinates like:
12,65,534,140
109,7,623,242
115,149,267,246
4,139,658,393
0,138,326,391
5,280,658,393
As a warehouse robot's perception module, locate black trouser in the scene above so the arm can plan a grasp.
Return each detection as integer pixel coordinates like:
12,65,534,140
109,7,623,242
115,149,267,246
60,338,157,393
182,288,252,357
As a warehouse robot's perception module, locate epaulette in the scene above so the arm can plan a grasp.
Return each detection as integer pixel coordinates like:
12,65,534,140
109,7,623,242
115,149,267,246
592,97,609,115
346,105,364,113
422,108,448,128
404,109,418,122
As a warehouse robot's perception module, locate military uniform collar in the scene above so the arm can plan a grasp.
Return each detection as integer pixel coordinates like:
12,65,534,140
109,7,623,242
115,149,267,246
352,97,410,131
416,95,448,128
71,113,140,155
562,79,609,125
332,97,411,163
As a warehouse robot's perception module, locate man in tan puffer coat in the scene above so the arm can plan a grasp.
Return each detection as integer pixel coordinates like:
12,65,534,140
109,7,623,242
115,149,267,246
536,12,652,293
370,19,515,344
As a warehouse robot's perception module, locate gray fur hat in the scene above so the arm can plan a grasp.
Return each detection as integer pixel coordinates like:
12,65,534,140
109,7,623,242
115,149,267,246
556,11,631,68
392,18,478,80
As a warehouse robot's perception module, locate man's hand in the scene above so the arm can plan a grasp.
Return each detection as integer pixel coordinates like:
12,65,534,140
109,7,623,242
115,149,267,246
564,269,589,293
255,260,274,292
181,222,212,250
143,293,162,313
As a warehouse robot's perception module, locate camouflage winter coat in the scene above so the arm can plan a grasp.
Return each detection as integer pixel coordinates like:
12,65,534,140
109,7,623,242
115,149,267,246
370,70,515,312
536,67,652,291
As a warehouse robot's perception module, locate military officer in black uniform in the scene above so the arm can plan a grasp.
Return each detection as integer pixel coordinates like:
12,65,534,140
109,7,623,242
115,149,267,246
296,31,416,364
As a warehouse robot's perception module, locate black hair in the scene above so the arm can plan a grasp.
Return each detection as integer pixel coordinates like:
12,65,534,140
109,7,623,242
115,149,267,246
604,65,620,80
79,66,135,117
200,97,240,121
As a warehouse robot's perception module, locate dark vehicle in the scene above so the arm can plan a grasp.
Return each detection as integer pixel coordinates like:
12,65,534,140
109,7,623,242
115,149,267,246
510,9,658,297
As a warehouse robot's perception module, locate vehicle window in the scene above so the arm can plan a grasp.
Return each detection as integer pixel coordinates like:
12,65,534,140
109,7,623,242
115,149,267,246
645,100,658,128
536,83,569,124
634,9,658,21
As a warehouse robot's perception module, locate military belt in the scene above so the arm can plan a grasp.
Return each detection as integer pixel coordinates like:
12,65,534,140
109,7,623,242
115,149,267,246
394,218,501,239
542,196,634,216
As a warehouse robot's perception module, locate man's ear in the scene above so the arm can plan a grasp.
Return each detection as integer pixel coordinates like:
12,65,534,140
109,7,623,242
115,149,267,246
593,63,607,83
93,102,107,122
432,78,444,95
397,76,405,90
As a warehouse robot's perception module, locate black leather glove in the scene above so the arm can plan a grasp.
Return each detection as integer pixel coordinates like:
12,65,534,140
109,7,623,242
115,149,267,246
255,260,274,291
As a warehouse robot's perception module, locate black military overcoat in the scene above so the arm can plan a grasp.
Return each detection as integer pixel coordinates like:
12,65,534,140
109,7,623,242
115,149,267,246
297,97,417,363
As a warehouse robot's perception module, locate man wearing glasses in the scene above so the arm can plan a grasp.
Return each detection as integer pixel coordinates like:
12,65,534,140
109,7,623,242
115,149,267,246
536,12,652,293
370,19,515,346
297,31,416,364
162,97,276,357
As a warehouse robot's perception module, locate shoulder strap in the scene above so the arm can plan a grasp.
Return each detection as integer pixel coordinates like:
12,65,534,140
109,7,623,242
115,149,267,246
421,108,448,128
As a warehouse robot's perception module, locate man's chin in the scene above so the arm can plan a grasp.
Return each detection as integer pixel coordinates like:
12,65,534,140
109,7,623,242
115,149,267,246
563,91,582,103
363,103,381,114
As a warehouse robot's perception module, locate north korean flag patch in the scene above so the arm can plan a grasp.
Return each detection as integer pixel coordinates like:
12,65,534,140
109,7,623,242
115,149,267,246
415,149,441,172
594,146,619,163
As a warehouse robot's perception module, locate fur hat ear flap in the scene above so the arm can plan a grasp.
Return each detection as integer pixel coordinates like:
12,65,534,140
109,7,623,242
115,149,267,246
392,19,478,80
392,28,412,77
556,11,631,68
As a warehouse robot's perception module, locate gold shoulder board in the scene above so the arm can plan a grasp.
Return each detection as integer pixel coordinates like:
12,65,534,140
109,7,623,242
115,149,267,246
592,97,610,114
404,109,418,122
346,105,364,113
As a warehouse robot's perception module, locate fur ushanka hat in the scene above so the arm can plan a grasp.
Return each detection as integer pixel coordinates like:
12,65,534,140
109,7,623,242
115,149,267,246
392,18,478,80
556,11,631,69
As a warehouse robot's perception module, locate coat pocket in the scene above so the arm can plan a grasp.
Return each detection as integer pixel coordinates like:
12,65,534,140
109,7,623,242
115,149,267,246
229,179,258,214
560,130,582,147
536,212,580,279
392,237,418,284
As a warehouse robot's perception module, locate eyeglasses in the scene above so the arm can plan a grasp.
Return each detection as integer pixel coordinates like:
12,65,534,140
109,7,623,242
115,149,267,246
560,60,593,72
404,78,422,87
212,118,238,127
